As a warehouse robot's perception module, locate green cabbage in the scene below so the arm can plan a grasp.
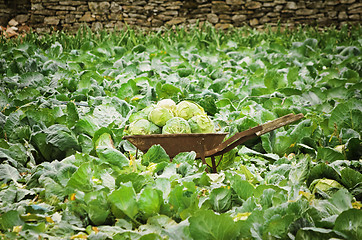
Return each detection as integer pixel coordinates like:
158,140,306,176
156,99,176,113
175,100,205,120
148,107,174,127
162,117,191,134
188,115,215,133
128,119,161,135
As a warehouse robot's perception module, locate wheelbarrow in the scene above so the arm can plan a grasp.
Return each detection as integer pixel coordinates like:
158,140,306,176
123,113,304,173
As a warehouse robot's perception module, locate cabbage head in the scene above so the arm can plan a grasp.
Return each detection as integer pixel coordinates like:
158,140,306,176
148,107,174,127
156,99,176,113
129,105,155,123
188,115,215,133
128,119,161,135
162,117,191,134
175,100,205,120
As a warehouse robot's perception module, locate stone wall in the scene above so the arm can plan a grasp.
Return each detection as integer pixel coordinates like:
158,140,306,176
2,0,362,33
0,0,30,26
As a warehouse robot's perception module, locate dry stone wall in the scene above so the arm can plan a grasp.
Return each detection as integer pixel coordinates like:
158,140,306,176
2,0,362,33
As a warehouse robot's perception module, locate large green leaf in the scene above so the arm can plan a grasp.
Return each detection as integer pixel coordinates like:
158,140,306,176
84,190,110,225
295,227,342,239
317,147,345,162
96,147,129,169
108,182,138,219
138,187,163,218
66,162,93,193
169,182,198,220
334,209,362,239
0,164,20,184
289,155,311,185
141,144,170,166
0,210,24,231
230,174,254,201
329,99,362,132
44,124,80,152
209,187,232,213
189,210,240,240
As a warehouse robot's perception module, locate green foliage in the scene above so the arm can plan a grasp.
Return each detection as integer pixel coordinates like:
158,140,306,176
0,24,361,239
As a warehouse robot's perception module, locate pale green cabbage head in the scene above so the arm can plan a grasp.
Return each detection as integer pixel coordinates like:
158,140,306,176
156,99,176,113
175,100,205,120
162,117,191,134
188,115,215,133
128,119,161,135
148,107,174,127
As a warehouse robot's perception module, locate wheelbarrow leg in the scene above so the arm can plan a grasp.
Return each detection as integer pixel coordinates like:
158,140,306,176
210,156,217,173
200,150,209,173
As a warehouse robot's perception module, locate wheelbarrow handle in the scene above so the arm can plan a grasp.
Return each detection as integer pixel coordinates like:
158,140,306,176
256,113,304,136
205,113,304,157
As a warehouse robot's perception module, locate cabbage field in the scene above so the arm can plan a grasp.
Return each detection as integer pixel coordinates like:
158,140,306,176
0,25,361,239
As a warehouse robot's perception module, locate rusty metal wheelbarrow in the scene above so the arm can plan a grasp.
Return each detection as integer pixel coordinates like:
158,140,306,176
123,113,304,173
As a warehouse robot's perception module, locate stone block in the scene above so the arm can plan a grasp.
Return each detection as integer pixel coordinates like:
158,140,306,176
249,18,259,26
46,5,76,11
31,3,43,11
348,3,362,10
212,2,231,13
263,2,276,7
79,12,95,22
65,15,76,23
88,2,98,12
275,5,283,12
77,5,89,12
349,7,362,14
163,10,179,16
30,14,45,23
59,1,83,6
99,2,111,11
8,19,18,27
157,14,173,21
44,16,60,25
306,2,323,9
129,13,147,19
207,13,219,23
166,17,186,25
219,14,232,20
349,14,360,20
285,2,297,10
56,11,68,15
110,2,122,13
108,13,123,21
325,0,339,6
226,0,245,5
296,9,316,15
259,15,270,24
245,1,262,9
327,11,338,18
133,1,147,6
232,14,247,24
15,14,29,24
35,27,51,33
215,23,232,29
266,12,280,17
151,18,163,26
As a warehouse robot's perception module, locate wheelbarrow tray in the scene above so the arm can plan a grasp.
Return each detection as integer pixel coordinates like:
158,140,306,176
123,113,304,160
124,132,228,159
